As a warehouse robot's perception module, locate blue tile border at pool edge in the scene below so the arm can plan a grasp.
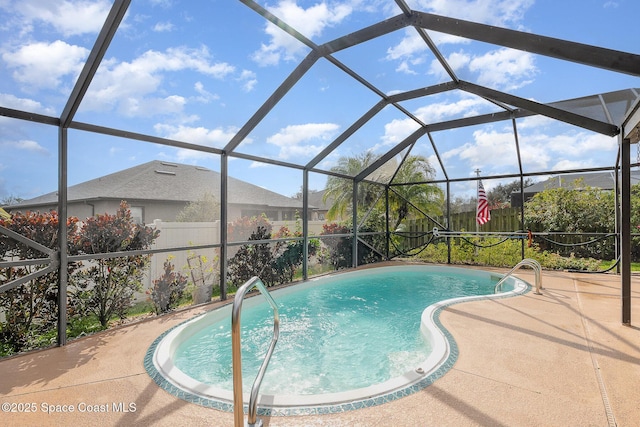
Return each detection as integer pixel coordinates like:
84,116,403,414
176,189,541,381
143,279,531,416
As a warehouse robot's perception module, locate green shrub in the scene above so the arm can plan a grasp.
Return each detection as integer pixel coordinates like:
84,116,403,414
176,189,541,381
0,211,80,354
69,202,159,328
148,258,188,314
227,222,274,286
417,236,602,271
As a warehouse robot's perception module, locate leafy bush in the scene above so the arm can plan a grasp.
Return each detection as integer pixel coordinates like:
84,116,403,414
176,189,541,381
227,217,275,287
0,211,79,354
271,225,319,284
319,220,385,270
319,223,352,269
524,181,615,260
69,202,159,327
417,236,602,271
176,192,220,222
227,216,319,287
148,258,188,314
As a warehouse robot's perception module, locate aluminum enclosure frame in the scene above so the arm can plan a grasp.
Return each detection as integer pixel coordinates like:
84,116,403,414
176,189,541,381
0,0,639,347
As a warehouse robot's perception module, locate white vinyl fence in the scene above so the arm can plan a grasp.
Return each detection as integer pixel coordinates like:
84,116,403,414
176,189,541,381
142,220,327,301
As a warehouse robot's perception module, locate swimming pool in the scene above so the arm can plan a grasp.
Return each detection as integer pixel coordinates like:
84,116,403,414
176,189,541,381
145,265,528,415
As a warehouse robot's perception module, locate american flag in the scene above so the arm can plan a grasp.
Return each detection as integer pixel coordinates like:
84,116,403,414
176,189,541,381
476,180,491,225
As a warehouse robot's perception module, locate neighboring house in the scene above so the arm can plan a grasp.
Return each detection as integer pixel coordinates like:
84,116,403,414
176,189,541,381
511,170,640,207
4,160,311,224
306,189,333,221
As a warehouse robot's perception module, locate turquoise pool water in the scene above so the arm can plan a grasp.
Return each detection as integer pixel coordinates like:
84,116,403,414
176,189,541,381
172,265,515,396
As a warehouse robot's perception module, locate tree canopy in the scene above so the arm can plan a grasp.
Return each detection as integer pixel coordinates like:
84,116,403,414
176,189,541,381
175,192,220,222
323,152,444,229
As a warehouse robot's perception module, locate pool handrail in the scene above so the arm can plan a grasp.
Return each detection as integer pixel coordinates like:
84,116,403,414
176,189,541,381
231,276,280,427
494,258,543,295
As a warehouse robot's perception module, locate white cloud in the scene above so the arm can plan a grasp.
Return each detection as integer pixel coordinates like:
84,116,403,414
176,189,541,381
440,127,551,173
468,48,536,90
551,159,596,170
545,132,617,156
439,125,616,177
171,150,217,162
192,81,219,103
426,48,537,90
155,123,238,147
121,95,186,117
579,134,617,152
396,60,418,75
155,123,243,161
252,0,353,66
387,29,430,61
516,114,554,130
150,0,173,7
153,21,174,32
267,122,340,159
10,0,111,37
2,40,89,91
388,0,535,76
82,46,235,116
387,31,467,75
251,48,281,67
375,96,490,152
413,96,486,122
1,139,49,155
380,118,422,147
443,129,520,169
427,50,470,79
238,69,257,92
249,161,270,168
406,0,534,26
0,93,55,115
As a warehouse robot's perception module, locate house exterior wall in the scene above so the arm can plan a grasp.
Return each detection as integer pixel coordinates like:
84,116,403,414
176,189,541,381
135,200,188,223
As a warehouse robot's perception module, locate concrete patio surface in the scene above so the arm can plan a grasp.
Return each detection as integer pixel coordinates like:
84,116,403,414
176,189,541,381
1,266,639,426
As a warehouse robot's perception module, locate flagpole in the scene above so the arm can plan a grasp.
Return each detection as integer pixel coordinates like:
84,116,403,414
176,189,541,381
475,168,480,255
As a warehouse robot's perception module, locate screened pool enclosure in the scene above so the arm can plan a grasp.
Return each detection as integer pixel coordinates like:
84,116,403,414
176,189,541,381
1,0,639,352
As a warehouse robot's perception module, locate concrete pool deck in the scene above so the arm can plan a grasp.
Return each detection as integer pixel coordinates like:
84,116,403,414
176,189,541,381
1,266,639,426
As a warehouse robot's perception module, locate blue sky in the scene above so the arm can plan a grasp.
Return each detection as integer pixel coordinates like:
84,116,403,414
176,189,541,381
1,0,639,204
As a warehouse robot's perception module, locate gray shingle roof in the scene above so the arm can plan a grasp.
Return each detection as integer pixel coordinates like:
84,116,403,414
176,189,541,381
306,189,332,211
10,160,303,209
518,170,640,195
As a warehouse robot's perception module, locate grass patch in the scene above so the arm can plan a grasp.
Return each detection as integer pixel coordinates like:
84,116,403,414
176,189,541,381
599,260,640,271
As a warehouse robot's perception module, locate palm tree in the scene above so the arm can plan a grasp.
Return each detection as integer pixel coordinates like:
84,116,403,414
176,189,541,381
323,152,443,228
322,151,382,221
388,155,444,230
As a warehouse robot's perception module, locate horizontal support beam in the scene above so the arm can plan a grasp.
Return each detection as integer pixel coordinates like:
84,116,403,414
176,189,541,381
459,81,619,136
414,11,640,77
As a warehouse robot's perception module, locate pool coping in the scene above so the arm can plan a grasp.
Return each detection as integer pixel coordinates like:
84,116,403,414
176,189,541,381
143,267,530,416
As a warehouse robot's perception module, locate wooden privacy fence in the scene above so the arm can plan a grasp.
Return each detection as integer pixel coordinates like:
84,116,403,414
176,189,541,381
412,207,522,234
400,208,521,250
441,207,522,232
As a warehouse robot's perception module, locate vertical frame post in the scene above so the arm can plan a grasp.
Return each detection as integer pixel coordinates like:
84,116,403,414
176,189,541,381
620,134,631,324
446,181,451,264
57,127,68,346
352,181,358,268
302,169,309,281
220,152,228,301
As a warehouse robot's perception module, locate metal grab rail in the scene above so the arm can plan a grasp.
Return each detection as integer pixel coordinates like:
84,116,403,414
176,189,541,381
232,277,280,427
494,258,543,295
